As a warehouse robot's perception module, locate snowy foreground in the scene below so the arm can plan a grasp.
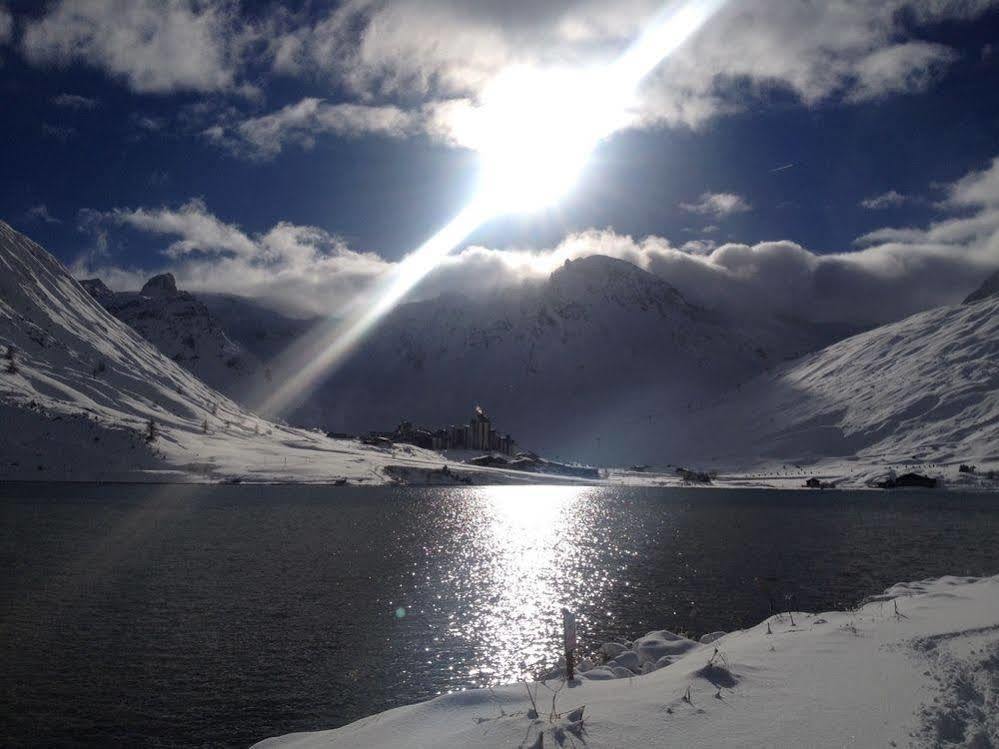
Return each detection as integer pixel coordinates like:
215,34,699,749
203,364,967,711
254,574,998,749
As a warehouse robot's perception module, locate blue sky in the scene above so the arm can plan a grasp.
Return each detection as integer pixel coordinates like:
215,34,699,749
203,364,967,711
1,0,998,320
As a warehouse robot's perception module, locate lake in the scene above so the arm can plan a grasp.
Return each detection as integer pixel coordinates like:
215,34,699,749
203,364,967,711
2,483,997,747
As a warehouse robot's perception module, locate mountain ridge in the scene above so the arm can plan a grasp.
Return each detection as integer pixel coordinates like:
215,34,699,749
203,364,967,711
0,220,497,483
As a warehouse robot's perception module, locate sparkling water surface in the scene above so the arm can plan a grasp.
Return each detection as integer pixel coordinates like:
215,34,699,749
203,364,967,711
2,483,998,747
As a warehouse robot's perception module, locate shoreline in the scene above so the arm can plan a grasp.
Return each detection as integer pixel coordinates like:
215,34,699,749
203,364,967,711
253,573,999,748
1,469,997,492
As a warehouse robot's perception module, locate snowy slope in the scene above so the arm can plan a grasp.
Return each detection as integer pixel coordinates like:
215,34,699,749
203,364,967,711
0,220,523,484
255,573,999,748
198,292,318,363
301,256,836,464
80,256,849,465
680,292,999,483
81,273,265,401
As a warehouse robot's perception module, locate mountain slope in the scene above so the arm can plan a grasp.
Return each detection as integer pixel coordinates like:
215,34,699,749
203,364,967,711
79,256,852,465
683,291,999,481
303,255,793,463
81,273,265,401
198,292,319,363
0,221,497,484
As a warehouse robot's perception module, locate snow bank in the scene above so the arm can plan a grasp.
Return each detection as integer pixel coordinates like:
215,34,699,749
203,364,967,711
253,573,999,748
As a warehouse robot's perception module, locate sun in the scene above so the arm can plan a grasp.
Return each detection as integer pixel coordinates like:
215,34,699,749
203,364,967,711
462,66,634,215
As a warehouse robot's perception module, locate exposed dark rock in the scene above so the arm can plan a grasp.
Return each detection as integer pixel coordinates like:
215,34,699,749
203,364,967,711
963,269,999,304
140,273,178,298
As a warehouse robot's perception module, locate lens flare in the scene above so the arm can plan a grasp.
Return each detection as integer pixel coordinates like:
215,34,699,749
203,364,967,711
254,0,729,417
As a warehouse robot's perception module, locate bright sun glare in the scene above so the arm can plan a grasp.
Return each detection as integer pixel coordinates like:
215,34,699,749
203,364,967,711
468,67,632,214
257,0,728,417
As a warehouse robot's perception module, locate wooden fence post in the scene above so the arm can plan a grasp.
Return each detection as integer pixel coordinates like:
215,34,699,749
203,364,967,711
562,608,576,681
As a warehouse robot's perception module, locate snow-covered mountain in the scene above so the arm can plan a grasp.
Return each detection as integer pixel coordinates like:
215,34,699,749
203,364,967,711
198,292,318,363
80,273,264,401
0,220,500,484
303,255,839,463
680,288,999,481
78,254,846,464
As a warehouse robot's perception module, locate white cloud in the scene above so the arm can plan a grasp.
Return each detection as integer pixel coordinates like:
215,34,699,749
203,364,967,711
98,198,259,258
679,239,718,255
12,0,998,150
74,199,392,316
149,0,999,159
41,123,75,141
21,0,255,94
947,156,999,208
52,93,99,109
75,157,999,324
265,0,998,133
26,205,62,224
0,6,13,46
679,192,751,217
205,97,428,160
848,42,956,102
860,190,911,210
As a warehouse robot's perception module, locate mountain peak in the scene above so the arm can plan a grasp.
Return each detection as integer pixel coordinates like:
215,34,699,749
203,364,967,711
549,254,689,309
141,272,178,297
963,269,999,304
552,254,645,279
80,278,114,302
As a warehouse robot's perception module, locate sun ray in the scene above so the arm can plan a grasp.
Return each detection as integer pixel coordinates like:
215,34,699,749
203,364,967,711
254,0,729,418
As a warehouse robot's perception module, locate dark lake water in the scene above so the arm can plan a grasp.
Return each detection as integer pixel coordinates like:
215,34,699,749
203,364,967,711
2,483,998,747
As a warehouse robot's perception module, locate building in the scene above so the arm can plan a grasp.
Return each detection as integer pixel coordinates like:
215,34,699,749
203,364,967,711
470,405,491,451
392,406,518,455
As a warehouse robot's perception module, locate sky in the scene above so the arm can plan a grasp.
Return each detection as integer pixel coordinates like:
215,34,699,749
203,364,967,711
1,0,999,324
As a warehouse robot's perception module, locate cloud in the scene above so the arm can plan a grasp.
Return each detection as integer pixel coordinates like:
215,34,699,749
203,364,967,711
204,97,429,160
679,239,718,255
131,113,166,132
947,156,999,208
21,0,256,94
860,190,911,210
265,0,998,133
847,41,957,102
26,205,62,224
96,198,259,258
0,6,12,46
679,192,751,217
41,123,75,141
74,199,392,316
75,156,999,324
10,0,998,157
51,93,99,109
158,0,998,159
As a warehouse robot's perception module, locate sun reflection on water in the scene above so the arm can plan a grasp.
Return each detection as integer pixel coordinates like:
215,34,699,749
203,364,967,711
449,485,600,685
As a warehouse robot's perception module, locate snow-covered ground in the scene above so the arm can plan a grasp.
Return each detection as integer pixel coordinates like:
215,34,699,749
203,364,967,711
254,573,999,748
